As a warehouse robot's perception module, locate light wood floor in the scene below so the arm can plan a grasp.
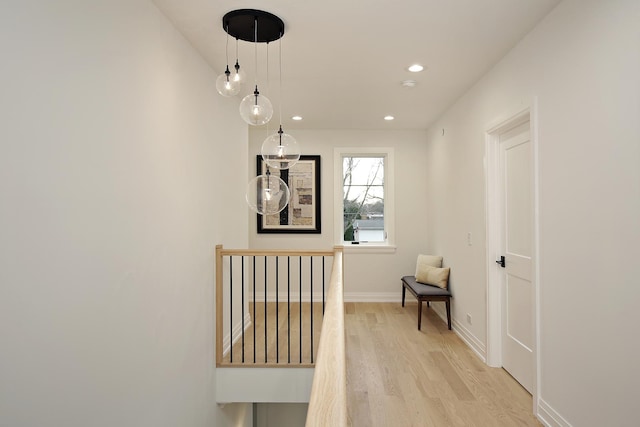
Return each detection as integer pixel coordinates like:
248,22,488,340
346,302,542,427
223,301,541,425
222,302,323,365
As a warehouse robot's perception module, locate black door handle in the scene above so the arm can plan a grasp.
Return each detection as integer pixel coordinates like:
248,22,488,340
496,256,505,268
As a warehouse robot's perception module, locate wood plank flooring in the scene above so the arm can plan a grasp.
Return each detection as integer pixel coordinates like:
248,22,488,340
346,302,542,427
222,302,323,365
223,301,541,426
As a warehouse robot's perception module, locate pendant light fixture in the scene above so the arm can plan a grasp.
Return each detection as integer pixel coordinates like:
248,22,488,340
261,30,300,170
215,27,241,97
246,168,291,215
231,39,246,87
222,9,283,126
222,9,299,215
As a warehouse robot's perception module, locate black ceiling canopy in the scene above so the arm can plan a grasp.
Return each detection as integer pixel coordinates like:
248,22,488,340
222,9,285,43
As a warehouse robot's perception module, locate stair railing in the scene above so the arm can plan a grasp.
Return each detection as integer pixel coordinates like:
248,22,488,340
215,245,343,368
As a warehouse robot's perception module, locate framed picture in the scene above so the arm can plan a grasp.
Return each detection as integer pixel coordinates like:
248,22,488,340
257,155,321,234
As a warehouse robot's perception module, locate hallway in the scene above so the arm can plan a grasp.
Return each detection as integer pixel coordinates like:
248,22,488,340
345,302,541,427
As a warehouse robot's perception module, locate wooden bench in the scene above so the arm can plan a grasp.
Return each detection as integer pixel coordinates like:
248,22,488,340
401,275,451,330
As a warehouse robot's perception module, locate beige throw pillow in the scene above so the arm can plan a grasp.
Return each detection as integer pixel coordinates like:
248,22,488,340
415,265,450,289
415,254,443,272
415,255,449,289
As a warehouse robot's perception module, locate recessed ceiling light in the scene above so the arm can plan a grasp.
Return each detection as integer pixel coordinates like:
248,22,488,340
291,115,302,121
408,64,424,72
384,115,395,121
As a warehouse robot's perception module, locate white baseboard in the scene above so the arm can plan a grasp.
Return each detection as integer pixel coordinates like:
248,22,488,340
222,313,252,356
537,398,572,427
451,317,487,363
344,292,401,302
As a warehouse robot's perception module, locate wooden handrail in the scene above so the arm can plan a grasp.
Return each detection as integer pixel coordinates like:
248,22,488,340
305,246,347,427
217,248,335,257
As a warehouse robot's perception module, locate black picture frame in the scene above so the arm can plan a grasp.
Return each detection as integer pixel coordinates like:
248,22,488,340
256,155,321,234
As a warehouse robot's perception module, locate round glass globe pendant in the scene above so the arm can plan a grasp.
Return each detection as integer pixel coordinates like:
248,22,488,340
216,66,241,97
246,170,290,215
239,86,273,126
262,125,300,170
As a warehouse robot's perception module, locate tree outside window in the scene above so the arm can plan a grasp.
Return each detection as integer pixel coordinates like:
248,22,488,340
342,156,385,242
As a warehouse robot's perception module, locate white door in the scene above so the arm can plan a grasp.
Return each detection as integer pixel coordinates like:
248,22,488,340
498,121,533,393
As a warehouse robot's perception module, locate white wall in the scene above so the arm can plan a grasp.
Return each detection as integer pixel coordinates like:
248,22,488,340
255,403,308,427
424,0,640,425
249,129,429,301
0,1,250,426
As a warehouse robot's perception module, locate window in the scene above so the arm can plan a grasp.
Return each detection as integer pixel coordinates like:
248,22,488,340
334,148,395,250
343,156,385,242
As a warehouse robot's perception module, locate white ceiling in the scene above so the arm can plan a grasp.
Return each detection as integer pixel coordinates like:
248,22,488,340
153,0,560,130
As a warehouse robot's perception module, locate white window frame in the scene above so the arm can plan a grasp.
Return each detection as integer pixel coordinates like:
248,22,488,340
334,147,396,253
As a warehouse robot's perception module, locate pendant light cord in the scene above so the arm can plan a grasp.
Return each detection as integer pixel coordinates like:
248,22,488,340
266,42,271,135
224,24,231,78
279,32,283,127
253,17,258,88
225,24,229,65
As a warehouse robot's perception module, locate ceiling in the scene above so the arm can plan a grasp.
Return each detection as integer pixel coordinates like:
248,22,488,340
152,0,560,130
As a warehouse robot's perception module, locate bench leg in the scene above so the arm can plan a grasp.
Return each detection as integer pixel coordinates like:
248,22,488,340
445,298,451,330
402,283,406,307
417,300,422,330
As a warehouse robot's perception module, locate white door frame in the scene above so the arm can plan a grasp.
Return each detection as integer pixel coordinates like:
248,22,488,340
485,99,540,412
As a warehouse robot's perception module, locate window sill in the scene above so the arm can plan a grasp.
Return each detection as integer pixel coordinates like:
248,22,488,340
342,244,397,254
